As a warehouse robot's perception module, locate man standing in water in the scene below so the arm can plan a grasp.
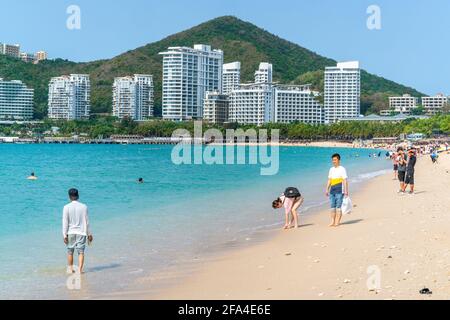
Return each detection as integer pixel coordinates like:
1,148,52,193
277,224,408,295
326,154,349,227
62,189,93,274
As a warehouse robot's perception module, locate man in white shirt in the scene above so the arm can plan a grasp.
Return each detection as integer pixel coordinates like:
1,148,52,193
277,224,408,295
325,154,349,227
62,188,93,274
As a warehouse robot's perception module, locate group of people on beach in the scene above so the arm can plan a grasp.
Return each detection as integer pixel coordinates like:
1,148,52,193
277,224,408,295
391,147,417,195
272,141,446,230
273,153,349,229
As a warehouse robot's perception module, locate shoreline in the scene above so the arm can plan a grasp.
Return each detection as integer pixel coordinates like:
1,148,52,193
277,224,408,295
0,140,387,149
109,152,450,300
92,153,390,300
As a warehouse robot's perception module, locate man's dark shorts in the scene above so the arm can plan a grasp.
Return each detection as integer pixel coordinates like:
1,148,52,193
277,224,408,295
404,171,415,185
398,171,406,182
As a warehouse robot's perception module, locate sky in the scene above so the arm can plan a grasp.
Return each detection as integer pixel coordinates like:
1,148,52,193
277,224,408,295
0,0,449,95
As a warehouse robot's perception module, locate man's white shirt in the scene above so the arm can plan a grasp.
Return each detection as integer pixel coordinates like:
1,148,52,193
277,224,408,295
62,201,91,237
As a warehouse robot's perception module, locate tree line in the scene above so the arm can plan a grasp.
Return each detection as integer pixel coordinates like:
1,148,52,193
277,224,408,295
1,115,449,140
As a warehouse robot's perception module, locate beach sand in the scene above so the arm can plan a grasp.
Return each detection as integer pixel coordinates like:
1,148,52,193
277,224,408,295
131,152,450,300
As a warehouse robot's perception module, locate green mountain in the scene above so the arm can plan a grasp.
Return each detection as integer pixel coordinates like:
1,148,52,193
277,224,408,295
0,16,423,118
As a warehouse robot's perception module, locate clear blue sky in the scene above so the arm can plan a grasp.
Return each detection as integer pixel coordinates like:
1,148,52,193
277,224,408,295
1,0,449,95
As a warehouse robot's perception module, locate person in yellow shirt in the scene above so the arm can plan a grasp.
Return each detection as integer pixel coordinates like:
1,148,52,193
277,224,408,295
325,154,349,227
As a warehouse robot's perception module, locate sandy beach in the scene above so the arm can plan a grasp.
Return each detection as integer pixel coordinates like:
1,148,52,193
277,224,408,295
134,151,450,300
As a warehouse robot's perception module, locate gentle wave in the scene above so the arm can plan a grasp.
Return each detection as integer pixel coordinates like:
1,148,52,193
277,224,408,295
351,169,390,183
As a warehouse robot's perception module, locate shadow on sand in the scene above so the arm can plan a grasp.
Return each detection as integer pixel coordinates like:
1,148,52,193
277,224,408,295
341,219,364,225
87,263,121,273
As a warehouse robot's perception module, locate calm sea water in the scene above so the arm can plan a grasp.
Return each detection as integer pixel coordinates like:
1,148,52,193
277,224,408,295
0,144,390,299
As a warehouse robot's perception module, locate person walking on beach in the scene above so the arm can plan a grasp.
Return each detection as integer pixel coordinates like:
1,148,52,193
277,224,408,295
402,148,417,194
392,151,399,180
431,149,439,164
62,188,93,274
326,154,349,227
396,148,407,194
272,187,304,230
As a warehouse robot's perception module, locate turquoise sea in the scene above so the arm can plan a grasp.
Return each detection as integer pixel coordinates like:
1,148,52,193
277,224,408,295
0,144,390,299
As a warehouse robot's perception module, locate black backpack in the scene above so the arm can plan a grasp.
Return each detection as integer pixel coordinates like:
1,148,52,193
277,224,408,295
284,187,301,199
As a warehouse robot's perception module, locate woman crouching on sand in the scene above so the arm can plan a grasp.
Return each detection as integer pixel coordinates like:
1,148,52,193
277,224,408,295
272,187,304,230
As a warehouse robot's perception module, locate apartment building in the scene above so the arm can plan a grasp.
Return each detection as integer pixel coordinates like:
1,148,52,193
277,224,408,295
274,85,324,124
159,44,223,121
422,94,448,115
228,83,274,126
35,51,48,63
0,43,20,58
0,78,34,120
254,62,273,84
324,61,360,123
203,91,229,124
48,74,90,120
389,94,419,114
20,52,35,63
113,75,154,120
222,62,241,95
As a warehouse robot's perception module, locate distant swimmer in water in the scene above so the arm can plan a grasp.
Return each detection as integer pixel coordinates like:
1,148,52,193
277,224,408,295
27,172,38,180
137,178,144,184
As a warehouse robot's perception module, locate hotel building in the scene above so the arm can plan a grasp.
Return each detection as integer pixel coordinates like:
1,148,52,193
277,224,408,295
324,61,360,123
20,52,35,63
422,94,448,115
222,62,241,95
159,44,223,121
389,94,419,114
35,51,48,63
274,85,324,124
203,91,229,124
113,75,154,120
0,43,20,58
229,83,274,126
255,62,273,84
48,74,90,120
0,78,34,120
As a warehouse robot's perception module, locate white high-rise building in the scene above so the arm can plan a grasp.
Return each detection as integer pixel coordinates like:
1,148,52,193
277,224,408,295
274,85,324,124
255,62,273,84
113,75,154,120
229,83,275,126
389,94,419,114
222,62,241,95
0,78,34,120
324,61,360,123
159,44,223,121
203,91,229,124
48,74,90,120
422,94,448,116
